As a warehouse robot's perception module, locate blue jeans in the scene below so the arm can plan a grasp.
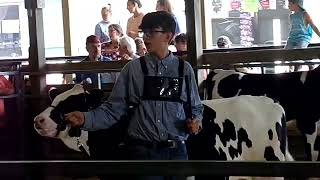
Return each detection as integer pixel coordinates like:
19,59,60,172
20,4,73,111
285,40,309,49
127,140,188,180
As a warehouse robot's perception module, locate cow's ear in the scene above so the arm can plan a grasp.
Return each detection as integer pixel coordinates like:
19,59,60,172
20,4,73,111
48,87,61,102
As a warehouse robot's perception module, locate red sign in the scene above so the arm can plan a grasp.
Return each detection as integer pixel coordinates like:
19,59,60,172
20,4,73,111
261,0,270,9
231,1,240,10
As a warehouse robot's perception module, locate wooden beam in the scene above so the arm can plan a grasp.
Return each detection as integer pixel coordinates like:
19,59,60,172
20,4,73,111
21,60,130,74
62,0,72,56
25,0,46,97
185,0,203,67
200,0,206,49
201,47,320,68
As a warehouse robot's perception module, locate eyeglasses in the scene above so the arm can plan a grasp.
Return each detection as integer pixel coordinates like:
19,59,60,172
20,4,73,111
138,30,167,38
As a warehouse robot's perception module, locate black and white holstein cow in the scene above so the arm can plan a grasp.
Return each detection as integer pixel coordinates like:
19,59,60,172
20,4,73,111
203,67,320,161
34,84,293,179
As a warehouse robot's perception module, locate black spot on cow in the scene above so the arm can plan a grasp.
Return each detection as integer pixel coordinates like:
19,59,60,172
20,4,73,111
202,71,217,100
219,119,237,146
218,74,241,97
229,145,239,160
264,146,280,161
268,129,273,140
275,114,287,155
237,128,252,155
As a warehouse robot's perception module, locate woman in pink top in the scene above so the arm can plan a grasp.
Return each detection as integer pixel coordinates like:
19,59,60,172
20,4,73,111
126,0,144,39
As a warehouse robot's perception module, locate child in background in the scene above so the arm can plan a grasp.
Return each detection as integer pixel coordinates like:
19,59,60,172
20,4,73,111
285,0,320,49
174,33,187,56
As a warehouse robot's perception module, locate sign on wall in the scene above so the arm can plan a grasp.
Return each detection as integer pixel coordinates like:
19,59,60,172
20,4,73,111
242,0,259,13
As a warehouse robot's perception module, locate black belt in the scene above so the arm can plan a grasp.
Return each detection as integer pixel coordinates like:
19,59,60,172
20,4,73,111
128,139,184,149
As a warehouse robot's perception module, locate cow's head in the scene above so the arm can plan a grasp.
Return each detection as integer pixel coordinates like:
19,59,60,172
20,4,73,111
34,84,104,152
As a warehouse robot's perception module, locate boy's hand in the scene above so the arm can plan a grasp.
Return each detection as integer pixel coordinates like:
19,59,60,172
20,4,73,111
64,111,85,127
185,118,202,135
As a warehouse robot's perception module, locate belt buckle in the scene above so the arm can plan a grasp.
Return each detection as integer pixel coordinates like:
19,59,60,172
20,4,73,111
167,140,177,149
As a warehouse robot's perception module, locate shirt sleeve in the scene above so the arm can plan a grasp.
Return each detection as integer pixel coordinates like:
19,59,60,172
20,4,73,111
126,18,130,35
185,62,203,122
94,23,101,39
82,64,130,131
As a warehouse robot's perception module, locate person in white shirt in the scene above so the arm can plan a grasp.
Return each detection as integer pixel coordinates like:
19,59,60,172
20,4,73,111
126,0,144,39
95,4,113,43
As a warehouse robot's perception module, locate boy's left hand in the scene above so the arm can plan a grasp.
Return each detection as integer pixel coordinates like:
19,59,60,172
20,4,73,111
185,118,202,135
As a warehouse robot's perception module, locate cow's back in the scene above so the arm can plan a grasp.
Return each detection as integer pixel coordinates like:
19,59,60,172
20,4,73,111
187,95,288,161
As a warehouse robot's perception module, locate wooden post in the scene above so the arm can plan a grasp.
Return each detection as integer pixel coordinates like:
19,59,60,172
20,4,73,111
62,0,72,56
185,0,204,84
25,0,48,167
25,0,46,107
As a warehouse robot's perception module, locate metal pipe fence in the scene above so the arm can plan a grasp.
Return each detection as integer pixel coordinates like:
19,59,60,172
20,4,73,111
0,160,320,177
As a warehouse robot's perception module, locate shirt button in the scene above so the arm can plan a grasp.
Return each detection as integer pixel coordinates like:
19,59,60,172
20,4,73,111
159,72,162,75
158,104,161,106
157,119,160,123
161,133,164,136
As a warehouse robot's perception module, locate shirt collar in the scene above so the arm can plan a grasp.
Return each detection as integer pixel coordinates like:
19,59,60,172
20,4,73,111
146,51,175,68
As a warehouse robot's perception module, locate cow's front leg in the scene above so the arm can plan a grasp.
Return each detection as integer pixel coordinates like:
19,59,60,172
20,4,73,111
304,123,319,161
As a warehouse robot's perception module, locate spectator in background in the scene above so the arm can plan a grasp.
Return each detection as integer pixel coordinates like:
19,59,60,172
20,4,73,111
156,0,181,35
0,75,14,128
75,35,111,86
286,0,320,71
126,0,144,39
285,0,320,49
95,5,112,43
102,24,124,60
134,37,147,57
217,35,232,48
119,36,139,60
174,33,187,56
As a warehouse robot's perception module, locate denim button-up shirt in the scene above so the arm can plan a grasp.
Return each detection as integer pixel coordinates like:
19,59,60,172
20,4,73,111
83,52,203,142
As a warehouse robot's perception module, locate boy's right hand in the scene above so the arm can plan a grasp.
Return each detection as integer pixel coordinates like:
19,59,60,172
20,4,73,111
64,111,85,127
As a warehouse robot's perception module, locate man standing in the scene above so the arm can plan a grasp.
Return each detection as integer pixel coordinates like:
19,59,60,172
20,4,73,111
75,35,110,86
66,12,203,180
95,5,112,43
126,0,144,39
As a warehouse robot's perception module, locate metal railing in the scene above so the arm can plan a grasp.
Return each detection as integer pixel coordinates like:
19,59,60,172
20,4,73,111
0,160,320,177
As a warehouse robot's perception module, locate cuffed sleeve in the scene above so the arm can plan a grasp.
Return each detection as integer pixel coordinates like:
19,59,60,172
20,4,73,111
186,62,204,122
